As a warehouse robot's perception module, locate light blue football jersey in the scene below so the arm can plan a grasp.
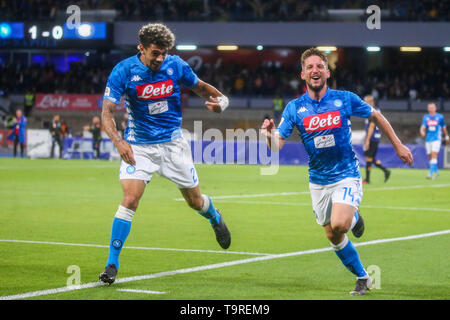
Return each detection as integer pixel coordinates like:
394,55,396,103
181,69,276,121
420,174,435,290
421,113,446,142
104,53,198,144
278,88,373,185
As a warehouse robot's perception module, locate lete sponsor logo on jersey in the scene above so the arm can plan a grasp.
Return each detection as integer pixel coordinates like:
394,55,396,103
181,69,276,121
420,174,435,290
303,111,341,132
136,80,174,100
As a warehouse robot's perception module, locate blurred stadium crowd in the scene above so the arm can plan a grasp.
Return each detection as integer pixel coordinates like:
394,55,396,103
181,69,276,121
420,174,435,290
1,0,449,22
1,52,449,101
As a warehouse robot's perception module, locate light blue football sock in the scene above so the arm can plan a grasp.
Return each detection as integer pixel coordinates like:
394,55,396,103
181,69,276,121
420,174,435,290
197,195,221,226
433,163,439,176
332,235,367,278
106,217,132,269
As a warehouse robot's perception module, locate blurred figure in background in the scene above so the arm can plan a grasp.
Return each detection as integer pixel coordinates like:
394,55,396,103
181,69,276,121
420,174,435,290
8,109,27,158
362,95,391,184
50,114,63,159
420,102,449,179
272,93,284,125
84,116,103,159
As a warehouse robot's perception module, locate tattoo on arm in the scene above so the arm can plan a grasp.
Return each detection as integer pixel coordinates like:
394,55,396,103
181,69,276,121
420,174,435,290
102,99,122,146
192,79,222,99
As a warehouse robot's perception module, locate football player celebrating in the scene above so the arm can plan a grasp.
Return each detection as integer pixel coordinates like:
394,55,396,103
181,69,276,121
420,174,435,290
99,23,231,284
261,48,413,295
420,102,449,179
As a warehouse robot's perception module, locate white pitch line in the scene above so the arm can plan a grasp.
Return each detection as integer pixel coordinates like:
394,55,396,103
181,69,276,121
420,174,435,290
1,229,449,300
174,184,450,201
211,200,450,213
0,239,270,256
117,289,166,295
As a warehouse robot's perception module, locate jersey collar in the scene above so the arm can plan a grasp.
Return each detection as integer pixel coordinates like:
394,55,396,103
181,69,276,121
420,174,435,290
305,86,330,103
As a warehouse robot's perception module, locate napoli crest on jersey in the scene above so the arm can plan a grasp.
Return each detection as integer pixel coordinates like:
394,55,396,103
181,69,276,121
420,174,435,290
334,99,343,107
167,68,174,76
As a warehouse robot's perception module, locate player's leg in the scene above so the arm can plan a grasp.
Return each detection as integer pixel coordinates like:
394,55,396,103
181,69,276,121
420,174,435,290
179,186,220,224
179,186,231,249
100,144,154,284
374,159,390,182
100,179,146,284
364,156,373,184
326,203,371,295
430,141,441,178
425,142,434,178
330,179,371,294
163,137,230,249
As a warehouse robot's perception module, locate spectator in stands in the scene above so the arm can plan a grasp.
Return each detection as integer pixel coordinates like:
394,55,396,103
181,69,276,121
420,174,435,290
49,114,64,159
8,109,27,158
272,93,284,125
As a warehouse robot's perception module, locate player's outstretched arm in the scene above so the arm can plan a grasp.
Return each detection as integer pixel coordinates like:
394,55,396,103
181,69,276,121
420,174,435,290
102,99,136,165
261,118,286,151
369,109,413,166
191,79,229,113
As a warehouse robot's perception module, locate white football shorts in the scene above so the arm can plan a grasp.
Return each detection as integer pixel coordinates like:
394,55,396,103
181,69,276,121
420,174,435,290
425,140,441,154
119,136,199,189
309,177,363,226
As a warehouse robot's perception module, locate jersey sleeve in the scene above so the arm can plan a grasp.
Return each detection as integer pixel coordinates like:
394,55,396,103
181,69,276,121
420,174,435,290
347,92,373,118
104,62,127,104
175,56,198,88
439,115,447,128
277,102,295,140
421,115,428,128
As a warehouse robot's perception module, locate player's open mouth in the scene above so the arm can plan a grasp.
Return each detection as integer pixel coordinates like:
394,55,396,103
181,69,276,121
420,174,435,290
312,75,320,80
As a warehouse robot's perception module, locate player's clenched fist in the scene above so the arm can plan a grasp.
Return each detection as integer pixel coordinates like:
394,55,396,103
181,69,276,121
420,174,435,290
261,118,276,137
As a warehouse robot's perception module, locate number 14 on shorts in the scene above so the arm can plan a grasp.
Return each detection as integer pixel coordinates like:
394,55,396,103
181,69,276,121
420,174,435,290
342,187,354,202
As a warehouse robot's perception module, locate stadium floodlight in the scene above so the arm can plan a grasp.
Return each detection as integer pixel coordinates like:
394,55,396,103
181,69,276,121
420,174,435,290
77,23,93,38
217,45,238,51
400,46,422,52
366,46,380,52
0,23,11,38
176,45,197,51
444,47,450,52
256,45,264,51
316,46,337,52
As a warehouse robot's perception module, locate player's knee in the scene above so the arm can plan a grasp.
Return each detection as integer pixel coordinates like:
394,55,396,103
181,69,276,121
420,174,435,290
121,194,140,211
331,222,351,235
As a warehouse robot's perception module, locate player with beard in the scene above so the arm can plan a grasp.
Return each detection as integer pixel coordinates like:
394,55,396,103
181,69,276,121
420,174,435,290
261,47,413,295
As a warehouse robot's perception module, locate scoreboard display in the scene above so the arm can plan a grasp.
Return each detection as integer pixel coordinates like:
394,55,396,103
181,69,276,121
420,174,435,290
0,22,112,48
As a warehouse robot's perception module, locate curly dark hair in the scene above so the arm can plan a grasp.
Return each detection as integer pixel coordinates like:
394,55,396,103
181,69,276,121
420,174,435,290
138,23,175,49
301,47,329,70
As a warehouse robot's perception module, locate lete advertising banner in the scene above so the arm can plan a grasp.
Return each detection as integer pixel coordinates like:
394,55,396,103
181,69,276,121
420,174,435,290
34,94,125,111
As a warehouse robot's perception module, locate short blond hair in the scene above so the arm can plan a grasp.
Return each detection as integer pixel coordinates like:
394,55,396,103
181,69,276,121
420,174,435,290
301,47,329,70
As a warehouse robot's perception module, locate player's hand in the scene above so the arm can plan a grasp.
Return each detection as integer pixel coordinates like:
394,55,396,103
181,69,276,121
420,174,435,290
205,96,222,113
363,141,369,151
395,143,413,166
261,119,276,137
116,140,136,166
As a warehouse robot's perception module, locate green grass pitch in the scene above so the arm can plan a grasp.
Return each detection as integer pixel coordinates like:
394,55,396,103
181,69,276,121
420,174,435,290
0,158,449,300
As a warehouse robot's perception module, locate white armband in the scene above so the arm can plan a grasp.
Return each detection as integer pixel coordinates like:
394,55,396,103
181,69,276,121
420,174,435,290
217,95,229,112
